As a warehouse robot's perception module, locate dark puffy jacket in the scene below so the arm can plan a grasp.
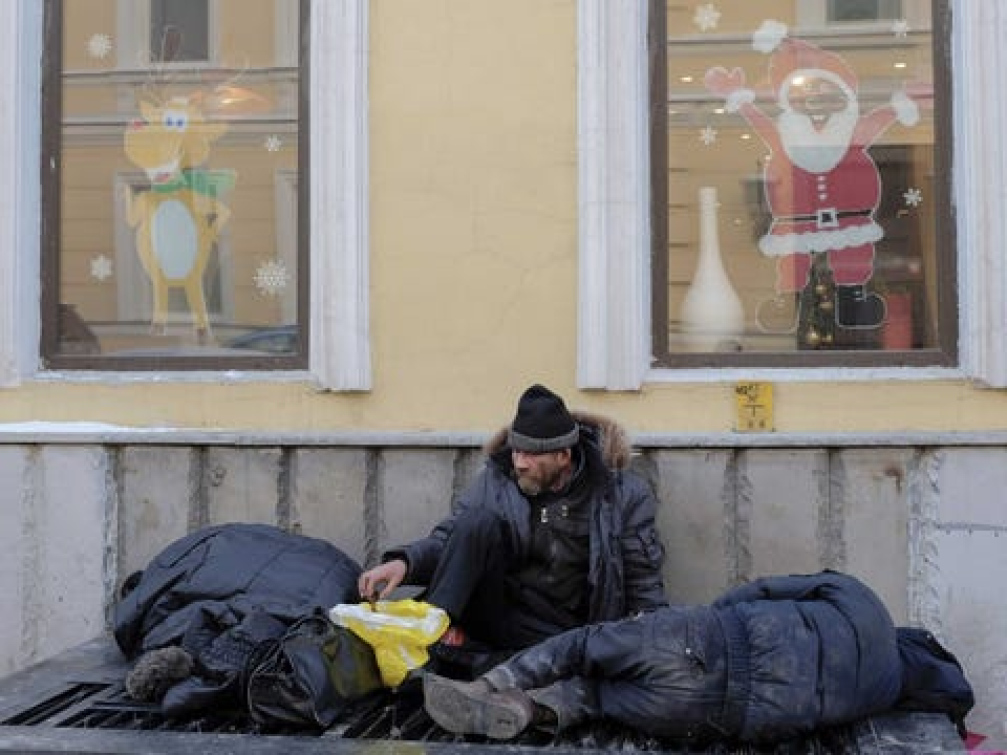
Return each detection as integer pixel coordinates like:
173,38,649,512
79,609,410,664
713,571,903,741
114,523,362,658
113,524,363,718
485,571,902,743
393,412,667,623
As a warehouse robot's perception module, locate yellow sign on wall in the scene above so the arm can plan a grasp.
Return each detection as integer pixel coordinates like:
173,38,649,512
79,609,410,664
735,382,774,432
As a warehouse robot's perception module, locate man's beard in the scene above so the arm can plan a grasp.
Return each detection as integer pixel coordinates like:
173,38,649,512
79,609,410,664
516,466,562,497
517,476,543,496
777,106,858,174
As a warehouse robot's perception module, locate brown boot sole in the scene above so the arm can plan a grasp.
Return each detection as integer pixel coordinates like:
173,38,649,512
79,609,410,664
423,674,530,740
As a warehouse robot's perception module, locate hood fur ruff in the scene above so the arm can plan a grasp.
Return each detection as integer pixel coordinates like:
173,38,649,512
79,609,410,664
485,411,632,470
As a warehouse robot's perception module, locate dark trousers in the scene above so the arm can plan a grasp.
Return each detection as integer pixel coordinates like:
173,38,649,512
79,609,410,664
425,507,564,652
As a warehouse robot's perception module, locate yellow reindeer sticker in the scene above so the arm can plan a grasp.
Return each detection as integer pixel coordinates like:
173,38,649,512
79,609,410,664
122,95,235,341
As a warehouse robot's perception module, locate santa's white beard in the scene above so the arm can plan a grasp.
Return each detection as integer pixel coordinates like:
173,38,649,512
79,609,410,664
777,107,858,174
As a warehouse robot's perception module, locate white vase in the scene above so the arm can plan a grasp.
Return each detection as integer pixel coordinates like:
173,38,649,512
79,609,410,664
680,186,744,350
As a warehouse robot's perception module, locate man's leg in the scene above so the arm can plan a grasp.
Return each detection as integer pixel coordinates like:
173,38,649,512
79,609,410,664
425,617,633,738
424,506,540,669
425,506,514,623
527,678,597,731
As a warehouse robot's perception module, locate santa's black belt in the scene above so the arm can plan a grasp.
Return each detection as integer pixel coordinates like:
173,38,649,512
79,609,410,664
773,208,873,228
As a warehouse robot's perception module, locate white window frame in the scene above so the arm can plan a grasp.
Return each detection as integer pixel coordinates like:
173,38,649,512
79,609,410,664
0,0,370,390
576,0,652,391
576,0,1007,390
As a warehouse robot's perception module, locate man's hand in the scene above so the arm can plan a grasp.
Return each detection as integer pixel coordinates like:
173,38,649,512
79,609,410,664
358,559,407,602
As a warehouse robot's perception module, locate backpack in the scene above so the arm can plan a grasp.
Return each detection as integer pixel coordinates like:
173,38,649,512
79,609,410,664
895,626,975,738
245,611,383,730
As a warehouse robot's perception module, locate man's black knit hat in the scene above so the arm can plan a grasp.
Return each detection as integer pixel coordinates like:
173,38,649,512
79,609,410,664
508,384,579,453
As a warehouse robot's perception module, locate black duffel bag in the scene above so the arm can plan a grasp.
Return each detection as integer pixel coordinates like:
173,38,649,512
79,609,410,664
245,611,383,730
894,625,975,739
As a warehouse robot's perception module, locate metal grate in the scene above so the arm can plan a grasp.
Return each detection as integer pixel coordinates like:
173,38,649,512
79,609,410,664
0,677,867,753
0,640,966,754
2,682,109,727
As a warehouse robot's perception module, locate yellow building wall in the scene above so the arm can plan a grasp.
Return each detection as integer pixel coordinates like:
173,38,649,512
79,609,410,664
5,0,1007,436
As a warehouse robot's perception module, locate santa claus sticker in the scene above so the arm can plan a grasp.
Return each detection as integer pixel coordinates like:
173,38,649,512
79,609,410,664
704,19,921,333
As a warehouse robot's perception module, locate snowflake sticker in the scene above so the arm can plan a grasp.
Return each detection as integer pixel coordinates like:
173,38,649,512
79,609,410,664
903,187,923,208
264,135,282,153
693,4,721,32
892,19,910,38
88,33,113,60
90,254,113,281
254,259,289,297
700,125,718,146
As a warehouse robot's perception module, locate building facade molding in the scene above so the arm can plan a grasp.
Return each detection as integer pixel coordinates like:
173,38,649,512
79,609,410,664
0,1,42,386
309,0,372,390
954,2,1007,388
576,0,652,390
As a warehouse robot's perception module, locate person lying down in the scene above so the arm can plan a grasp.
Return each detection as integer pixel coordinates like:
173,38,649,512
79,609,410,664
423,570,960,745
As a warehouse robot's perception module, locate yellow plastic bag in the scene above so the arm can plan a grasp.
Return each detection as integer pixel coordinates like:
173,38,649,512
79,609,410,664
329,599,449,687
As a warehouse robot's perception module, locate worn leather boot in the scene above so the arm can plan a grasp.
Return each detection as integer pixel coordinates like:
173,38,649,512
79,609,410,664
423,673,535,739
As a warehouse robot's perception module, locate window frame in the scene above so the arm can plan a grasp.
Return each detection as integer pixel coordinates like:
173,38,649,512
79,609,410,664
651,1,956,371
40,0,310,372
575,0,1007,388
0,0,370,388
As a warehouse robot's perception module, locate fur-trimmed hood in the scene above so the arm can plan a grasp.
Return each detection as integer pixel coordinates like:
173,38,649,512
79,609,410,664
484,410,633,470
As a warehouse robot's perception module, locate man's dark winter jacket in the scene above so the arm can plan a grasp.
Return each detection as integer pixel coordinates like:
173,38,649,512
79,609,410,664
390,412,667,625
484,571,903,744
113,523,362,716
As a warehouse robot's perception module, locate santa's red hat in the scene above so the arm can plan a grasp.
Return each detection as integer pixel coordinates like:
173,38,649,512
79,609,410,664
754,19,858,100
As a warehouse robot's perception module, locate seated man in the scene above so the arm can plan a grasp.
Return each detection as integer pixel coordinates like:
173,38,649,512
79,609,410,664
358,383,667,674
423,571,908,744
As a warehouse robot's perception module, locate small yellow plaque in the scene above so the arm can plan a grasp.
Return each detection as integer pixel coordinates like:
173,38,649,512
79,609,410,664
734,382,774,432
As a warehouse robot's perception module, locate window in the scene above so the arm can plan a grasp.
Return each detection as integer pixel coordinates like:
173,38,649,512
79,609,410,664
41,0,308,370
827,0,902,24
799,1,928,31
150,0,210,63
650,0,954,368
